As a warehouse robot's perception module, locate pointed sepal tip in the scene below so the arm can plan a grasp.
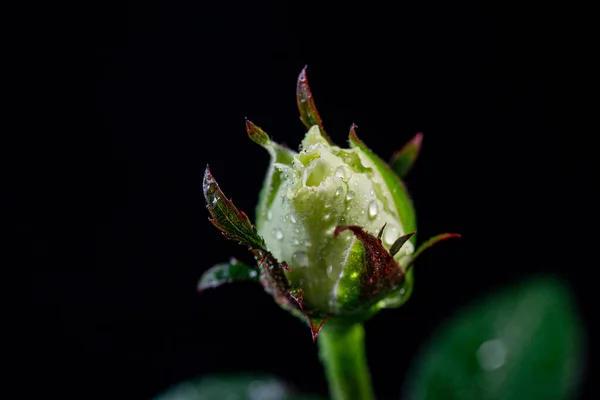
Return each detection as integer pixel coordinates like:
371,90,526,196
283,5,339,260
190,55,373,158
391,132,424,178
308,315,330,342
245,119,270,146
297,66,332,144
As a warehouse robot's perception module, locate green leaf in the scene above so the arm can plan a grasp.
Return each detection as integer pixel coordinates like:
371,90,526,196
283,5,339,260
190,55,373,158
405,276,585,400
390,132,423,178
297,66,332,144
153,374,325,400
203,166,266,250
197,258,258,292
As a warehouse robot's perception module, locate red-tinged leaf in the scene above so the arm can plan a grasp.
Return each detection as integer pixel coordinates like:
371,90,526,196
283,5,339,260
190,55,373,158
257,250,304,313
334,225,406,300
308,315,330,342
203,166,266,250
198,258,258,292
245,119,270,146
297,66,332,143
390,132,423,178
406,233,461,269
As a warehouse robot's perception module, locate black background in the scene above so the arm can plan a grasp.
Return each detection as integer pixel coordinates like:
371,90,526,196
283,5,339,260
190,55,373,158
29,0,595,399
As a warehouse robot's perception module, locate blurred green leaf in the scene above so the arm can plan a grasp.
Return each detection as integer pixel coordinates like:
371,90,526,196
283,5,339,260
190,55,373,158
197,258,258,292
153,375,324,400
390,132,423,178
405,276,585,400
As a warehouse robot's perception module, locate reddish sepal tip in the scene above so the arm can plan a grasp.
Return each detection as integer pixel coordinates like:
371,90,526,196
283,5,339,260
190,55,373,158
308,315,330,342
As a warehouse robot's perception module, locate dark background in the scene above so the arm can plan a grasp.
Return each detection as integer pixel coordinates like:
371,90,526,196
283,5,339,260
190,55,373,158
30,0,594,399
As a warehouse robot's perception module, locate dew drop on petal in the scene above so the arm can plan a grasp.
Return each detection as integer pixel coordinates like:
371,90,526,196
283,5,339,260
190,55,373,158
334,165,352,181
287,213,297,224
326,265,337,280
272,228,283,240
476,339,507,371
335,187,342,197
292,251,308,267
383,225,399,246
267,210,273,220
346,191,356,200
368,200,378,219
291,237,300,246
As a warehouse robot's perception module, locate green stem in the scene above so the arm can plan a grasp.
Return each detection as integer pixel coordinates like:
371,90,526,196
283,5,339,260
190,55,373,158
317,323,375,400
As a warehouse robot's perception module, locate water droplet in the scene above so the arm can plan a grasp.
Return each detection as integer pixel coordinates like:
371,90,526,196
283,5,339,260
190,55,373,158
249,270,258,278
323,212,331,221
267,211,273,220
368,200,378,219
326,265,337,280
399,288,405,295
335,187,342,197
476,339,507,371
303,239,312,247
346,191,356,200
292,251,308,267
334,165,352,181
286,213,297,224
272,228,283,240
383,225,399,246
291,237,300,245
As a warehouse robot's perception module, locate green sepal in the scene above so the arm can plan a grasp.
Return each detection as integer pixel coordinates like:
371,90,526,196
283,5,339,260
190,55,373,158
296,66,332,144
348,124,417,245
245,118,270,146
248,121,296,231
197,258,258,292
390,132,423,178
203,166,266,250
333,225,413,315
